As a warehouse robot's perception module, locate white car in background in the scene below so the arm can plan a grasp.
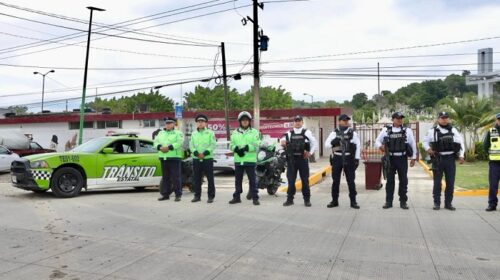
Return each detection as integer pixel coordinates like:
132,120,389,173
0,145,20,172
213,140,235,171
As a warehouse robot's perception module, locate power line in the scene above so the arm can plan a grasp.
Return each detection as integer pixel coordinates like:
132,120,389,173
0,64,249,98
0,1,246,58
0,0,229,53
0,62,246,71
266,35,500,62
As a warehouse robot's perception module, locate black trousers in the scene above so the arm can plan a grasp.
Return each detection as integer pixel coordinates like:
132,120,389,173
432,155,456,206
385,156,408,203
331,155,357,202
193,159,215,199
159,159,182,198
287,156,311,201
488,161,500,207
234,164,259,200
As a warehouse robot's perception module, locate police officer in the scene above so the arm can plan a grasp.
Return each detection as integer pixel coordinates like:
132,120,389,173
189,114,217,203
375,112,417,210
423,112,465,210
324,114,360,209
280,115,317,207
154,117,184,202
229,111,261,206
484,113,500,212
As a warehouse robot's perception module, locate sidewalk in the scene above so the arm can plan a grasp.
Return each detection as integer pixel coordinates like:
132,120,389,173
0,163,499,280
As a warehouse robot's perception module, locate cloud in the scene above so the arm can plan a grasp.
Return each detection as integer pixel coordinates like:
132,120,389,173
0,0,499,112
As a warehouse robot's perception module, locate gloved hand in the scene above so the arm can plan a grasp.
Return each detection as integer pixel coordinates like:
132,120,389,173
234,146,245,157
354,159,359,170
243,145,249,152
331,138,340,147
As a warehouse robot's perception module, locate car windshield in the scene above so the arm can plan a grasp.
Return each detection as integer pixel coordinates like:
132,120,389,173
71,138,110,153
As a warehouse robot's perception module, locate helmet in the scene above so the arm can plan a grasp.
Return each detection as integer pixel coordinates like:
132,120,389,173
237,111,252,121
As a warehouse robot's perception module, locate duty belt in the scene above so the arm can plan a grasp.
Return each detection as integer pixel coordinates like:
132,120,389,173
439,151,455,155
334,152,351,156
389,152,406,156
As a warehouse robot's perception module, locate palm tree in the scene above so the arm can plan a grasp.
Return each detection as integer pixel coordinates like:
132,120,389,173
444,94,493,155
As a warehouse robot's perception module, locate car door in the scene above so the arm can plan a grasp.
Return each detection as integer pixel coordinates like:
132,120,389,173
0,146,10,171
95,139,144,188
135,139,162,185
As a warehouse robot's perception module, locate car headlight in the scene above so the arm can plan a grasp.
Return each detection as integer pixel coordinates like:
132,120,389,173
257,151,267,161
30,160,49,169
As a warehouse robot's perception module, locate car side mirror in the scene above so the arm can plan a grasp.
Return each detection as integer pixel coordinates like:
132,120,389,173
102,148,114,154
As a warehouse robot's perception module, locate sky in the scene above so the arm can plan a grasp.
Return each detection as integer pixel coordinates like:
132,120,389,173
0,0,499,113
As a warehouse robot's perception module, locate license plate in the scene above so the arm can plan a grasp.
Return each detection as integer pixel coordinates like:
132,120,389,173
11,176,17,183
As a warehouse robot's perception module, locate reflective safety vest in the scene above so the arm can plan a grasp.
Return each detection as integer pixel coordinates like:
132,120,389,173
489,128,500,161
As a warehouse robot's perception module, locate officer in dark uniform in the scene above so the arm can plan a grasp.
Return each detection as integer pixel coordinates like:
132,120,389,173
375,112,417,210
484,113,500,212
423,112,465,210
280,115,318,207
324,114,361,209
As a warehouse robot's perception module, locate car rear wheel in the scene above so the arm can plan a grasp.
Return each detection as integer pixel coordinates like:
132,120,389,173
50,167,84,198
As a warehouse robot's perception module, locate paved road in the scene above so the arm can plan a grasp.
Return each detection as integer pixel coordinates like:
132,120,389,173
0,162,499,280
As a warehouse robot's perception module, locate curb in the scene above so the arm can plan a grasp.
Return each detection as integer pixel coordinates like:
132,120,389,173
418,160,488,197
279,165,332,193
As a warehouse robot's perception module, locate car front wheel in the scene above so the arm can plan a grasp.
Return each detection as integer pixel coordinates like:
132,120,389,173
50,167,84,198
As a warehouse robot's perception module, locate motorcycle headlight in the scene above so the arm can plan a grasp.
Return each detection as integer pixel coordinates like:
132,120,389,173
30,160,49,169
257,151,267,161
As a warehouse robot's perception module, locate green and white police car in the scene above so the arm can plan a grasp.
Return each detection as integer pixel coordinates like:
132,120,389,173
10,134,163,198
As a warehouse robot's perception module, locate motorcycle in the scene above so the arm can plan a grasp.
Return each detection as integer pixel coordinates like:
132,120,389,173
246,143,287,198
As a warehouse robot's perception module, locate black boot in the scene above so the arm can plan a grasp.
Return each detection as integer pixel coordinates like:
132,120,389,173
246,192,252,200
253,199,260,206
174,196,181,202
382,202,392,209
283,200,294,207
158,196,169,201
304,199,312,207
444,204,456,211
400,202,409,210
229,197,241,204
350,202,360,209
433,203,440,210
485,205,497,212
327,200,339,208
191,196,201,203
207,197,214,204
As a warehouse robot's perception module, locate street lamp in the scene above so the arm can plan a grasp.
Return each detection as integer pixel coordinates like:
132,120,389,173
33,70,55,113
78,6,105,145
303,93,313,108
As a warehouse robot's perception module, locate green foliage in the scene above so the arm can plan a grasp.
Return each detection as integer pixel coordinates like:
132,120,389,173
184,85,292,110
474,141,488,161
7,105,28,114
87,90,174,113
351,92,368,109
417,142,427,161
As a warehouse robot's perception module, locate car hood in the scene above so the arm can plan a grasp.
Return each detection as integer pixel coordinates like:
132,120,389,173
24,152,71,162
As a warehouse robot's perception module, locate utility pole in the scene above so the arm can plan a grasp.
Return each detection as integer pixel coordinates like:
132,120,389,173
252,0,263,130
33,70,55,113
377,62,380,96
78,6,105,145
221,42,231,141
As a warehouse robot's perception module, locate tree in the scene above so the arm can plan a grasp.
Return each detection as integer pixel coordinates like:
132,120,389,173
444,93,493,155
87,90,174,113
351,92,368,109
7,106,28,115
184,85,243,111
242,86,293,109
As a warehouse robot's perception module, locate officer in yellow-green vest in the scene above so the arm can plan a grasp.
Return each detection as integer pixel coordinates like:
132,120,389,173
484,113,500,212
189,114,217,203
154,117,184,202
228,111,262,206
